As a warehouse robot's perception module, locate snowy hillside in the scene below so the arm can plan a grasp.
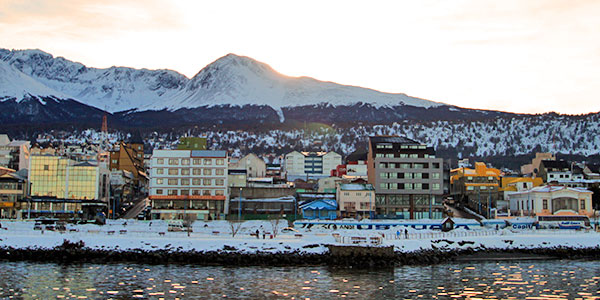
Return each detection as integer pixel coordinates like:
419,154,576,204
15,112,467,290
0,49,443,116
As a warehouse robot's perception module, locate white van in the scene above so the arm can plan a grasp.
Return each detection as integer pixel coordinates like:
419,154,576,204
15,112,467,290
167,220,185,232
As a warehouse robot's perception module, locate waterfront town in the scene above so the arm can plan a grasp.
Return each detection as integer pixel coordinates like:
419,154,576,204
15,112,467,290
1,132,598,230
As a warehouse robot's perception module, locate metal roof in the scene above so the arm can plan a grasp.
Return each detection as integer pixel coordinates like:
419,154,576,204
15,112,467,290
191,150,227,158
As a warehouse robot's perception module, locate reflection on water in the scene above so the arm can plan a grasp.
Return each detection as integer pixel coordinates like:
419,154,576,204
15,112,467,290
0,260,599,299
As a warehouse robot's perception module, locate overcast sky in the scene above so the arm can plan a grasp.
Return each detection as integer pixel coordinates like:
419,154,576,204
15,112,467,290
1,0,599,114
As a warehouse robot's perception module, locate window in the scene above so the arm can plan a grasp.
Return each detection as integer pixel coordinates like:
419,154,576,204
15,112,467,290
156,168,164,175
44,165,49,171
203,159,212,165
379,163,387,168
380,183,388,189
399,154,408,158
480,186,487,190
432,163,440,168
467,176,473,181
203,190,211,196
409,154,418,158
111,159,118,164
168,179,178,185
168,189,178,196
181,169,190,175
405,183,414,190
203,169,212,175
193,159,201,165
168,158,179,165
400,163,411,169
156,189,163,195
216,158,224,165
203,179,212,186
193,168,202,175
414,183,422,190
344,192,350,196
192,190,201,195
192,178,201,185
488,176,494,180
156,178,164,184
157,158,164,164
414,173,422,179
543,199,548,210
168,169,178,175
385,154,394,158
180,189,189,196
433,183,440,190
580,199,586,210
216,169,224,176
216,179,224,186
431,173,440,179
376,153,385,158
181,159,190,165
215,190,224,196
181,178,190,185
467,186,474,191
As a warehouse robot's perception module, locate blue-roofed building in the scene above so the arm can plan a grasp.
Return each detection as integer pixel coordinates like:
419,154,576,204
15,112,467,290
299,199,337,220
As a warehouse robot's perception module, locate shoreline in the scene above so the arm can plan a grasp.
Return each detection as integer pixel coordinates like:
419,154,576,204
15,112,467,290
1,242,598,267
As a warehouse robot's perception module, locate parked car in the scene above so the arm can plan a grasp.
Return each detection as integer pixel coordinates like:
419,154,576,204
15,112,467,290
167,220,185,232
33,222,42,230
137,212,146,220
55,222,66,231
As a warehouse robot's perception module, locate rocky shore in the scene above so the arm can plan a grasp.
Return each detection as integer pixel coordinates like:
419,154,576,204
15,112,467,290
1,240,599,267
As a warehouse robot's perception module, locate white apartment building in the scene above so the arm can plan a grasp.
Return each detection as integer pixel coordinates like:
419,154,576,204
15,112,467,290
149,150,228,220
284,151,342,180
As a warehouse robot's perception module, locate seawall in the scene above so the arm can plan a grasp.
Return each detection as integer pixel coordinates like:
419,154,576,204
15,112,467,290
1,241,599,267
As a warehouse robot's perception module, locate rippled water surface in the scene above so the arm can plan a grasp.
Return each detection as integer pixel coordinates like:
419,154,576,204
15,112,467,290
0,260,599,299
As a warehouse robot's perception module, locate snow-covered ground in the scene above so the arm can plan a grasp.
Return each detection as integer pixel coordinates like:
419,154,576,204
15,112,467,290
1,220,599,255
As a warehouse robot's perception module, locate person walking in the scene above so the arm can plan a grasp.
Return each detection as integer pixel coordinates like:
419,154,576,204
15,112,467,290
404,228,408,239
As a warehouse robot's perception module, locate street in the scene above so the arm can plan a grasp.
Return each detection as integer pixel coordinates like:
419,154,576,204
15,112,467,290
122,197,149,219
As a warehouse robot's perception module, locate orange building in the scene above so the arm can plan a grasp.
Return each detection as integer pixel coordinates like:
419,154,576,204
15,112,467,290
109,141,147,187
450,162,501,218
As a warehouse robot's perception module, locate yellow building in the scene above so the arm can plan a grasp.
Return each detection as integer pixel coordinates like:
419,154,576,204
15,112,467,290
27,155,109,220
450,162,501,218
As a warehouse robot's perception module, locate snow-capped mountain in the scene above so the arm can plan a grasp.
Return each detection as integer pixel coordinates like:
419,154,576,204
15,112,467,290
154,53,442,121
0,49,442,118
0,49,187,112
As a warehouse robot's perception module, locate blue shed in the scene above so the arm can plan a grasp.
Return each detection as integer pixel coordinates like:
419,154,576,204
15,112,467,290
300,199,337,220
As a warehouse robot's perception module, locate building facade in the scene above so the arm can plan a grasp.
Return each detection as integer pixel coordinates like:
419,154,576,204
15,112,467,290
149,150,228,220
450,162,500,218
0,136,31,171
229,153,266,178
284,151,342,180
538,160,572,183
109,141,146,186
336,183,375,218
367,136,444,219
27,155,110,220
508,185,593,217
0,170,28,219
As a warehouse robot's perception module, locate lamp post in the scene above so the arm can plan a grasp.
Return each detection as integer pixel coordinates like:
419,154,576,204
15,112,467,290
238,187,242,221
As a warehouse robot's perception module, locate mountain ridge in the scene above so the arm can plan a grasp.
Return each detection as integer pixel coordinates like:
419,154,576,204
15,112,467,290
0,48,444,118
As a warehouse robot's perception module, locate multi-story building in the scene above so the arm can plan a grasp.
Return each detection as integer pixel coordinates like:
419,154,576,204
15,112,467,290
27,155,110,220
149,150,228,220
0,169,28,219
538,160,572,183
367,136,444,219
109,141,147,186
520,152,555,176
284,151,342,180
229,153,266,178
450,162,500,218
0,134,31,171
336,183,375,218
